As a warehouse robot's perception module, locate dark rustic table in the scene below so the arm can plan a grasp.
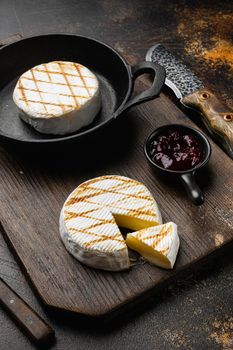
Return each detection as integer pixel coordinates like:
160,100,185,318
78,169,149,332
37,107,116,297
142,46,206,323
1,1,233,349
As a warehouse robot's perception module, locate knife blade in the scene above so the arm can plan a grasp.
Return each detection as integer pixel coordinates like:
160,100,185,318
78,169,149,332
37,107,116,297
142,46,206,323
146,44,233,159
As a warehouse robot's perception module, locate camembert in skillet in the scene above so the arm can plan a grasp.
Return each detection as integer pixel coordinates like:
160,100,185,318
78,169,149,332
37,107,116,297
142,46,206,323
13,61,101,135
60,175,163,271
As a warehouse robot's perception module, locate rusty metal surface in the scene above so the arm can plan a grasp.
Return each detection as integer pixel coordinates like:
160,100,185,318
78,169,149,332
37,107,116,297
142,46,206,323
0,0,233,349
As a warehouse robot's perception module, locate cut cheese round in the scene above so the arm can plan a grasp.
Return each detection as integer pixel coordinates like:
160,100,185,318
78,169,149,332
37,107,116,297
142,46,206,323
13,61,101,135
126,222,179,269
60,175,162,271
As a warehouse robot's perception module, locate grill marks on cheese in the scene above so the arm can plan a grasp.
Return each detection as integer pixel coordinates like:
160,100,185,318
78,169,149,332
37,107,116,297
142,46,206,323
60,176,180,271
126,222,179,269
16,61,97,117
137,223,171,240
133,224,172,251
63,175,161,252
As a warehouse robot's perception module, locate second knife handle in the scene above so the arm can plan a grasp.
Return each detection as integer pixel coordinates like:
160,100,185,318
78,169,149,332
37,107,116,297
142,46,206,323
181,88,233,158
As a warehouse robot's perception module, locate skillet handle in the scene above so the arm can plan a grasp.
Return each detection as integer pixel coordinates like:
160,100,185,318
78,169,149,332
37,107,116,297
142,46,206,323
114,61,165,117
180,172,204,205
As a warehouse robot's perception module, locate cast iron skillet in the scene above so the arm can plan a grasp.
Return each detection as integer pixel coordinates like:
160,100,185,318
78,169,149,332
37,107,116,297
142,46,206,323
0,34,165,144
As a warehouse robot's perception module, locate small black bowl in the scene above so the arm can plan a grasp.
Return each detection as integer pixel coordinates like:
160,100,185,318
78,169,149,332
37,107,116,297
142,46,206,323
144,124,211,205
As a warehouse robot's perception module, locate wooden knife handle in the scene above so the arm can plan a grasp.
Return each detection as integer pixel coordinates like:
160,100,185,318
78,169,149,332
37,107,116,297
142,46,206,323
182,88,233,158
0,277,55,346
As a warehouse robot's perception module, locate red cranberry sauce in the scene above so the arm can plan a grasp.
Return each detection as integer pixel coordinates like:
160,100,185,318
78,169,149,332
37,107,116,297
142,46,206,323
149,129,204,171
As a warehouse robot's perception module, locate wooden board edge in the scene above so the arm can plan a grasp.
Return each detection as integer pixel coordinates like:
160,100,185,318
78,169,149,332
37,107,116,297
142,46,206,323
1,219,233,321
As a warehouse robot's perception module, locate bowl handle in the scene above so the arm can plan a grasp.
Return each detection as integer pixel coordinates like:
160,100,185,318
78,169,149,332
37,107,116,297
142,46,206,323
114,61,165,117
180,172,204,205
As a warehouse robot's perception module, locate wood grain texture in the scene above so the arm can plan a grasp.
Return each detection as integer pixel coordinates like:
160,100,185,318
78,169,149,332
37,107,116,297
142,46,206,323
182,88,233,158
1,0,233,324
0,81,232,317
0,278,55,345
1,0,233,349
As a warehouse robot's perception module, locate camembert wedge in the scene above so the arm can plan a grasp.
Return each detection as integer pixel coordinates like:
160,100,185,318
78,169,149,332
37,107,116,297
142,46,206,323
13,61,101,135
126,222,179,269
60,175,162,271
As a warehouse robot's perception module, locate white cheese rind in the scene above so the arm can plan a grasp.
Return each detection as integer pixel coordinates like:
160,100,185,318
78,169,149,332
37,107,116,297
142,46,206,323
13,61,101,135
65,175,162,228
127,222,180,269
60,209,129,271
59,175,162,271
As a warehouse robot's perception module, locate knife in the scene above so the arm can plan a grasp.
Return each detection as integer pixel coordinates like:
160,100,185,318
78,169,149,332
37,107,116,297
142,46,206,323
146,44,233,159
0,277,55,346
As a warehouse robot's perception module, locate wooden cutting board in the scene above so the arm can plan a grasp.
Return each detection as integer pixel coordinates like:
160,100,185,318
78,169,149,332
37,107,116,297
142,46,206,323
0,86,232,318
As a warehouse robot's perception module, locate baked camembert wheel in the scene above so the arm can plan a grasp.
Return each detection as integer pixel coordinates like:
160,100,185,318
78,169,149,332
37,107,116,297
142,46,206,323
13,61,101,135
60,175,162,271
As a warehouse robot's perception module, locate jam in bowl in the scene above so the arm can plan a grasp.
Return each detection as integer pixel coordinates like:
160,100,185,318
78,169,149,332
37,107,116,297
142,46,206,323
144,124,211,205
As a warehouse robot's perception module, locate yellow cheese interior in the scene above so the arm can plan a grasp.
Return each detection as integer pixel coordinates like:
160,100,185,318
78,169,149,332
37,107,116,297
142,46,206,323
126,234,171,269
113,214,159,231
